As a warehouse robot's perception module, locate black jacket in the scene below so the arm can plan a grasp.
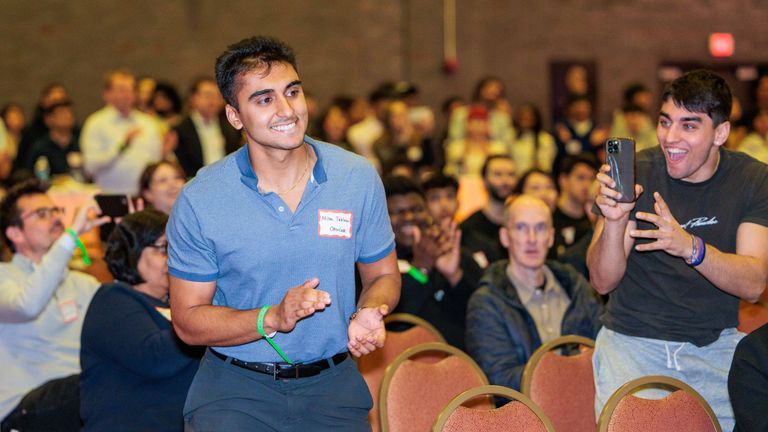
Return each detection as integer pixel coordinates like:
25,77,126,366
465,260,602,390
173,113,242,177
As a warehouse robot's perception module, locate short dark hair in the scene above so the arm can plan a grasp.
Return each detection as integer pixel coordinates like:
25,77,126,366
514,168,554,195
43,99,73,115
0,179,49,251
383,174,424,199
421,173,458,194
139,160,186,196
481,154,515,179
623,83,650,104
661,70,732,126
152,82,183,115
215,36,297,109
105,209,168,285
558,153,599,176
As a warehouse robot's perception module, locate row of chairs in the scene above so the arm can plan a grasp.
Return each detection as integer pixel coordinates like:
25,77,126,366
359,314,721,432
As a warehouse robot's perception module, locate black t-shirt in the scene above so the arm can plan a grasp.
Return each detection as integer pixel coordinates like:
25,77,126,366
460,210,506,265
603,147,768,346
553,207,592,258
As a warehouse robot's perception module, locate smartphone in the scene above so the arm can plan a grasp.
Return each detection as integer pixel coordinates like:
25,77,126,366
94,194,130,218
605,137,636,203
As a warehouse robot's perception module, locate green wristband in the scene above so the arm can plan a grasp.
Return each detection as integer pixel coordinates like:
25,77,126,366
257,305,293,365
66,228,91,266
407,266,428,284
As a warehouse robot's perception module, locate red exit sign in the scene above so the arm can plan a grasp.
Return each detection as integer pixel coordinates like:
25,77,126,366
709,33,734,57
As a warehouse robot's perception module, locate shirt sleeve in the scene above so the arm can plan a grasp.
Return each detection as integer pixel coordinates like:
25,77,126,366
167,191,218,282
743,162,768,227
355,165,395,263
0,235,76,322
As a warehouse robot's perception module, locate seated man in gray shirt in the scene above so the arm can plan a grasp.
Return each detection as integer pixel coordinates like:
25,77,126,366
465,194,602,390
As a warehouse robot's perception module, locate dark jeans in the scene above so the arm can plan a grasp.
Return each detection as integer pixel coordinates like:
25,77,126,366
185,350,372,431
0,374,81,432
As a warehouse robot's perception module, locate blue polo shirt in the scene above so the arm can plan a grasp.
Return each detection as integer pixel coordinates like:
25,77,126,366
166,137,395,363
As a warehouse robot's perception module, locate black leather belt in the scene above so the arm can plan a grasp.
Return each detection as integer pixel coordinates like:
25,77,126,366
209,349,348,379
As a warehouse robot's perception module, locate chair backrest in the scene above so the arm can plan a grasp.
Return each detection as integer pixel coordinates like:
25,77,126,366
379,342,490,432
521,335,596,432
433,384,556,432
358,313,446,431
597,375,722,432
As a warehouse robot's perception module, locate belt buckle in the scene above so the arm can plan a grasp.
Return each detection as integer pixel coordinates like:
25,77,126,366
272,363,301,380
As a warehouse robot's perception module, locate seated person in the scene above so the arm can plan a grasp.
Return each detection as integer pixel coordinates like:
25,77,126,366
384,175,482,350
0,180,107,431
465,195,602,390
422,172,459,225
80,209,202,431
460,155,518,268
139,161,186,215
729,323,768,432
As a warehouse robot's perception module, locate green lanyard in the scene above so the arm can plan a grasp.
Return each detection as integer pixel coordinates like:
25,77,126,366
66,228,91,266
257,305,293,364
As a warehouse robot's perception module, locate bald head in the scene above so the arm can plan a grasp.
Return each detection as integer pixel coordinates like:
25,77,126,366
504,195,553,229
500,194,555,272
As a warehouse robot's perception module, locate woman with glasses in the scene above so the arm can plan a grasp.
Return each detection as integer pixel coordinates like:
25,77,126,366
79,209,202,432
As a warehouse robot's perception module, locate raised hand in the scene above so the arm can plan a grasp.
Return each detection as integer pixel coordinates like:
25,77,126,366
435,219,463,286
270,278,331,333
630,192,692,258
71,200,111,236
594,164,644,221
347,304,388,357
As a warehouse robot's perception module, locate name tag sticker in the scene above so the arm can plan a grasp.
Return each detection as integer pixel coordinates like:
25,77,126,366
318,210,353,239
58,299,78,323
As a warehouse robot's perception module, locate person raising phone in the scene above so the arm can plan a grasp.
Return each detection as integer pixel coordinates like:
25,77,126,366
587,70,768,431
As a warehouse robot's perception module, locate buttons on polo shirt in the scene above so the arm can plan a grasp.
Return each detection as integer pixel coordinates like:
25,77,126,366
278,206,285,212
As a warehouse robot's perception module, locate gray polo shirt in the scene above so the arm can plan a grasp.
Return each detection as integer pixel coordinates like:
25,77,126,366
167,137,395,363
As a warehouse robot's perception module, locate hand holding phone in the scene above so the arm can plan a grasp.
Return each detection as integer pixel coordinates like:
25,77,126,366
605,137,636,203
94,194,131,218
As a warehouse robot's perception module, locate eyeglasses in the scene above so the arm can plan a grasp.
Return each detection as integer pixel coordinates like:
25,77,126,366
147,242,168,254
21,206,65,220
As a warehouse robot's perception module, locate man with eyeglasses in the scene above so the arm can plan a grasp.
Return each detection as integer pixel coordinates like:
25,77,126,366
0,179,109,432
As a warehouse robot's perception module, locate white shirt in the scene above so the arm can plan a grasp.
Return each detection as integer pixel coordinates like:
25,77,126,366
0,235,99,419
80,106,162,195
191,111,226,166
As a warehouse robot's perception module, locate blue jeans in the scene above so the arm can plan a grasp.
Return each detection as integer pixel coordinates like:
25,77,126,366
593,327,743,432
184,350,372,431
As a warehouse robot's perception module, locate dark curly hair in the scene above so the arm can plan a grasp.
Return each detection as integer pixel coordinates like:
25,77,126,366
105,209,168,285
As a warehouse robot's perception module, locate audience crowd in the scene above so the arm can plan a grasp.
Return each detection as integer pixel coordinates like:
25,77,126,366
1,66,767,431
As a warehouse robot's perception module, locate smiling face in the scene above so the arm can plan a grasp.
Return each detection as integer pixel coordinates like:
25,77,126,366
224,62,308,152
143,163,185,214
657,99,729,183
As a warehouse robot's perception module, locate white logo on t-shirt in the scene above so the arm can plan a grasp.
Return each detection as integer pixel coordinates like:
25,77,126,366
680,216,718,229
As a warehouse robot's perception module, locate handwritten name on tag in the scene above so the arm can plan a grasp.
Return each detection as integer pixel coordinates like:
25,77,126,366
318,210,353,239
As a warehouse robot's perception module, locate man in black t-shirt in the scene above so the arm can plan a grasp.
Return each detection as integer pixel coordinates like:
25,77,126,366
553,153,597,257
587,70,768,431
460,155,518,268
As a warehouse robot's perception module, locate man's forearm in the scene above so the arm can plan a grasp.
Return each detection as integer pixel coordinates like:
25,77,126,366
0,235,74,322
695,245,767,303
171,304,270,347
587,218,631,294
357,273,400,312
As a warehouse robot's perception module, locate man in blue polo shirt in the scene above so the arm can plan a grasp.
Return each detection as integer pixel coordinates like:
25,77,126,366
166,36,401,431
